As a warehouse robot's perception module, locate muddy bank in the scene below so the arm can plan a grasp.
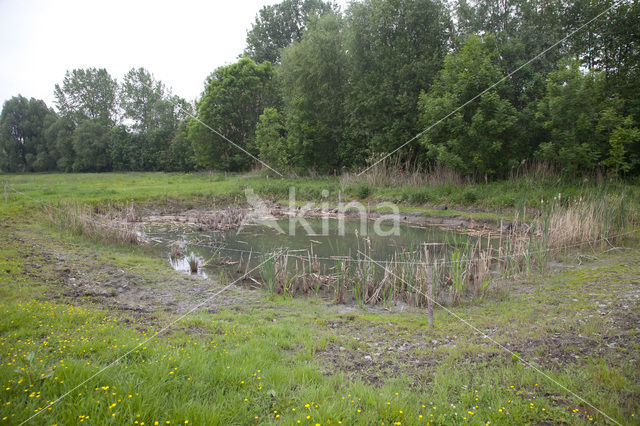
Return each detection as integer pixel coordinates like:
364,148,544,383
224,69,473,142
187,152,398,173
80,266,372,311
133,202,510,236
8,226,260,317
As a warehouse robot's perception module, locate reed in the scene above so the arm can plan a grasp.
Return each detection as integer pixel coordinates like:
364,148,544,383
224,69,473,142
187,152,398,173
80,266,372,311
43,202,138,245
543,191,628,249
187,254,199,274
341,159,466,188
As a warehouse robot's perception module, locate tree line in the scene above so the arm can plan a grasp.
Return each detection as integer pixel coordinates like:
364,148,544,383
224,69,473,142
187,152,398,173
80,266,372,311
1,0,639,178
0,67,195,173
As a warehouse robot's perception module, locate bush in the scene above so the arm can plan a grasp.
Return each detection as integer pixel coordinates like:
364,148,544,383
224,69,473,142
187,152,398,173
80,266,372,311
407,188,432,204
356,184,371,199
461,188,478,204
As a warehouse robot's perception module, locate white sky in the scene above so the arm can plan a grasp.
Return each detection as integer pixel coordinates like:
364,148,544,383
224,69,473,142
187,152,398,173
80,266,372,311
0,0,347,109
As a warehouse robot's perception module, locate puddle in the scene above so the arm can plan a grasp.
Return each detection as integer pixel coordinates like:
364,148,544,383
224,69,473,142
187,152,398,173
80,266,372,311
168,252,208,278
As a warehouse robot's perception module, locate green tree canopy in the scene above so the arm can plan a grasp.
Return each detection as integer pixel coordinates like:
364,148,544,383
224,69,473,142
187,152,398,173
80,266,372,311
119,68,166,133
54,68,118,125
72,119,111,172
188,58,278,171
244,0,337,63
0,95,56,172
419,35,518,177
255,107,288,171
44,116,75,172
345,0,452,165
167,121,197,172
534,61,607,173
119,67,190,134
279,12,346,172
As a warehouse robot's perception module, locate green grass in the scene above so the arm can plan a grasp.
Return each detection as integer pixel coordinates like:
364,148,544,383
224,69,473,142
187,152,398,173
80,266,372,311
0,172,639,425
2,171,638,221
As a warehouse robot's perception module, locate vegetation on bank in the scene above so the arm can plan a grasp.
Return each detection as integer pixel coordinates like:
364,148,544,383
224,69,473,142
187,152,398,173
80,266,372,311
2,171,639,217
0,191,639,424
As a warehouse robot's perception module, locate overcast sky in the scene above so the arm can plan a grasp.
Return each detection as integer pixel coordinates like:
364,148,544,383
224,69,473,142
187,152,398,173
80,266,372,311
0,0,347,109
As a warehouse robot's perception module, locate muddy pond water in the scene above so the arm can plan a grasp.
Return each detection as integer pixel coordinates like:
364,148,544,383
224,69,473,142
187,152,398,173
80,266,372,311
148,217,483,278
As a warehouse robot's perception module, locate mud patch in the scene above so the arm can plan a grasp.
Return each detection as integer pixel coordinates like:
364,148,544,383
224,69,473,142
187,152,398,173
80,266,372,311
9,227,262,318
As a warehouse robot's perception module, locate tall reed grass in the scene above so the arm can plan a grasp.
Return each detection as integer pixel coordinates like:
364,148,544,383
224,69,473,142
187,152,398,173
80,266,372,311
236,190,631,307
543,192,627,248
43,202,139,245
341,158,467,188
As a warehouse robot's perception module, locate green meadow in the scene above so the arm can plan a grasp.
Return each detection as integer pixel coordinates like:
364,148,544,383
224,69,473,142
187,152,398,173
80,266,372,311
0,172,638,425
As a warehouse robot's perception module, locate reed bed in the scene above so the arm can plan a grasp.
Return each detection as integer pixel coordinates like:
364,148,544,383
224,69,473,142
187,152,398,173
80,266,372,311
341,159,467,188
43,202,139,245
234,192,630,306
543,192,628,248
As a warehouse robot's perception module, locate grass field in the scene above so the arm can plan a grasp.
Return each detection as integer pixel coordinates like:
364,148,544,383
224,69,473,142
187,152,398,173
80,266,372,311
0,172,639,425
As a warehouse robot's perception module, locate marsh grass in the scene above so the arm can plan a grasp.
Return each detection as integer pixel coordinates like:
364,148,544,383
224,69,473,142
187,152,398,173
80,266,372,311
187,254,199,274
43,202,138,245
544,191,628,249
341,159,467,188
233,191,632,307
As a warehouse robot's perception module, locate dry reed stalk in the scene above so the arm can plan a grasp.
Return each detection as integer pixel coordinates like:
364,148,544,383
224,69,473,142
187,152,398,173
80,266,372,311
44,202,138,245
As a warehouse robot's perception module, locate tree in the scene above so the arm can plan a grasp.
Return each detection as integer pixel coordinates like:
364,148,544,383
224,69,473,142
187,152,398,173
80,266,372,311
565,0,640,122
279,13,346,172
188,58,278,171
454,0,566,108
108,125,139,171
44,117,75,172
118,68,193,171
167,122,197,172
597,108,640,177
120,68,166,133
418,35,518,177
72,119,111,172
255,107,289,171
345,0,452,164
119,67,189,134
534,61,607,173
0,95,56,172
244,0,337,63
54,68,118,125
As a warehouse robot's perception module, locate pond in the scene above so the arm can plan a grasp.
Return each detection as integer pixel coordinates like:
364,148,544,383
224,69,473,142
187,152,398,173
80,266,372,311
148,217,482,277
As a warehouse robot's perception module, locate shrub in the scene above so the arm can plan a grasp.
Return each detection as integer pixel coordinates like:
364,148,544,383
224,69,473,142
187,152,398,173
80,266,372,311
461,188,478,204
407,188,432,204
356,184,371,199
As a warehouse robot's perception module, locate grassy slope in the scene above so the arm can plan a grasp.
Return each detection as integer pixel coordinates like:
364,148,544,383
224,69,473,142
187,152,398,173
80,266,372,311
0,173,638,425
3,171,639,220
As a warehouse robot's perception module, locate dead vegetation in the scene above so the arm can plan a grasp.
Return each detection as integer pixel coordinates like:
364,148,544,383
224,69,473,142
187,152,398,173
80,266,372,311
43,202,139,245
341,159,467,188
141,206,248,231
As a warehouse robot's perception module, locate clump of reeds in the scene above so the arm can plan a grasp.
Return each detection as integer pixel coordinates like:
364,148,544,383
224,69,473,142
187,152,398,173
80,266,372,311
125,201,137,223
169,241,185,260
188,254,199,274
43,202,138,245
543,192,628,249
341,158,466,188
